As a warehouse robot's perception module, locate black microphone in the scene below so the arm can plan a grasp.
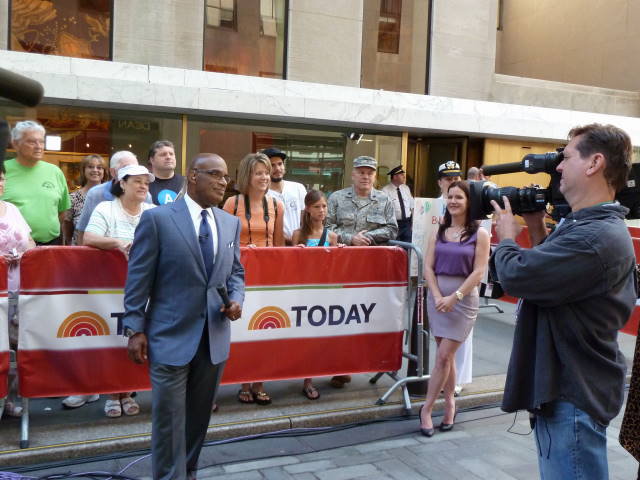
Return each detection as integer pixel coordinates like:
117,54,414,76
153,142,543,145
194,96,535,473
216,284,232,308
0,67,44,107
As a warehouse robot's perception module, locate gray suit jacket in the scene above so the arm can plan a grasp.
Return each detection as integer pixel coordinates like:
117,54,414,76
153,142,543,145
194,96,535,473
122,197,244,366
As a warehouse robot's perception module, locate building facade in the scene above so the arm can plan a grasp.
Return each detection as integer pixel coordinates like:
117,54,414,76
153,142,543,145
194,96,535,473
1,0,640,197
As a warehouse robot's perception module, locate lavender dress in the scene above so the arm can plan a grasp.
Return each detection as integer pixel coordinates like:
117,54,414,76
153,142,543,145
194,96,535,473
426,231,479,342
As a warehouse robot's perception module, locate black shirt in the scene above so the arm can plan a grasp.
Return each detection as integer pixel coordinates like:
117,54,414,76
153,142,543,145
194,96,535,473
149,174,185,205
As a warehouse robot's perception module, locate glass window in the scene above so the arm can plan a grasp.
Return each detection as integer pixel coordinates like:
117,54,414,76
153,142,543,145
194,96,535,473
0,104,181,190
186,118,346,196
378,0,402,54
361,0,429,94
9,0,112,60
203,0,286,78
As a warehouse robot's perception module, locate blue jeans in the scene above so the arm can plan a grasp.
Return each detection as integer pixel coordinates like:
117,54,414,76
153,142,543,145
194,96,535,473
534,401,608,480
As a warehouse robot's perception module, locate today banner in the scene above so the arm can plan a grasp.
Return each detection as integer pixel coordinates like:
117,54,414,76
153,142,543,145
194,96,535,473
17,246,407,397
0,259,8,399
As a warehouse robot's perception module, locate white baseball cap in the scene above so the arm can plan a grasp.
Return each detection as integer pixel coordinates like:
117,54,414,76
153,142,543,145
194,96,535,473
117,164,155,182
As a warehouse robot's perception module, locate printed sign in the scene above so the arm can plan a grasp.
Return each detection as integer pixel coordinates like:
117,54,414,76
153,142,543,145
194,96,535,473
17,246,408,396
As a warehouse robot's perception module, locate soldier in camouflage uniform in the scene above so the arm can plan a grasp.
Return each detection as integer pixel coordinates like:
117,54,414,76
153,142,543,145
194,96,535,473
327,156,397,246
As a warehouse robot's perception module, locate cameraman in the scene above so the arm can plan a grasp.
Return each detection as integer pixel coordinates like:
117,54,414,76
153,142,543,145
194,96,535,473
491,123,637,479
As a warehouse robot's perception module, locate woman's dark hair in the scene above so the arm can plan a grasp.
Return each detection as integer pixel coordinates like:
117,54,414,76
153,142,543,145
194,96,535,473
0,160,5,175
110,175,127,197
298,190,326,245
437,180,479,242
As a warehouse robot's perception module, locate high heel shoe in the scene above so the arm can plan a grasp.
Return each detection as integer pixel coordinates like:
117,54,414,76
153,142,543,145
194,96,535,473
439,408,457,432
418,406,435,437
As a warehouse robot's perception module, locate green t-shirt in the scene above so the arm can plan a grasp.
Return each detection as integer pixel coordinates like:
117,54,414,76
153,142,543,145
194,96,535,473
1,159,71,242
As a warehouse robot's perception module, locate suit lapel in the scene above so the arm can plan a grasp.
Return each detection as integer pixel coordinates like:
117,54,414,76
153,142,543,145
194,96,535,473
170,198,207,279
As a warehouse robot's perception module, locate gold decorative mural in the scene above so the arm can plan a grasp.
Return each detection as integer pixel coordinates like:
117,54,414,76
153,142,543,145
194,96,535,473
10,0,111,60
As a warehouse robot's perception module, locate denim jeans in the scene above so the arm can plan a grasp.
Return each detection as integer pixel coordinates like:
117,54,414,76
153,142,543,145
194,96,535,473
534,401,608,480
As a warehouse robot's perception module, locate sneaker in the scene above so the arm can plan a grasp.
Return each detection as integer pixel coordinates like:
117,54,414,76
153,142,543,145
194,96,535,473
3,401,22,417
454,385,463,397
62,394,100,409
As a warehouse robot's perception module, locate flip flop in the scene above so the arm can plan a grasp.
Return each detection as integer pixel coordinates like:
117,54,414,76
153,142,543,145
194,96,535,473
237,389,254,404
302,385,320,400
329,375,352,388
252,390,272,406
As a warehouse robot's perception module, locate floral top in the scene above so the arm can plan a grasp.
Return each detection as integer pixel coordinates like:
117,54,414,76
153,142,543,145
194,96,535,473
66,189,87,245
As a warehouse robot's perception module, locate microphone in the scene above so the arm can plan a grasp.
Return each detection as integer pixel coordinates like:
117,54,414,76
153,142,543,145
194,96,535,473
0,67,44,107
216,284,232,308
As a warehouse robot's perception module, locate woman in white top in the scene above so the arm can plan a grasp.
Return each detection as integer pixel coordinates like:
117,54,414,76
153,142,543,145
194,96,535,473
85,164,155,418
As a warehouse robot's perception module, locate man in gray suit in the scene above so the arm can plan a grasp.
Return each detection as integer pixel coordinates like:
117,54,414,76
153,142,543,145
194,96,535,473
123,153,244,480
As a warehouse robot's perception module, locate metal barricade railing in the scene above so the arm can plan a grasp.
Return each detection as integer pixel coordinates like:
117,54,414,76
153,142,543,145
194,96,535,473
371,240,430,413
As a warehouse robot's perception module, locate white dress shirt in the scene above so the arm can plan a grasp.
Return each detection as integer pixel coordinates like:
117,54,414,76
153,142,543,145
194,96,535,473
382,182,414,220
184,193,218,258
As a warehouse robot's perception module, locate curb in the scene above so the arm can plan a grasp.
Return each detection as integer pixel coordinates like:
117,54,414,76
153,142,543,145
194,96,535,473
2,389,505,468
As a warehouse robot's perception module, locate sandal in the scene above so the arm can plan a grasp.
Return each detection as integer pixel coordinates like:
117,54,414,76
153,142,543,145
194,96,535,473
237,390,254,404
329,375,352,388
302,385,320,400
121,396,140,416
104,399,122,418
252,390,272,406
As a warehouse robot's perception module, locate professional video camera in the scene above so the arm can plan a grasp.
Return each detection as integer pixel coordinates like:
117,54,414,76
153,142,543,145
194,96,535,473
469,149,640,222
469,150,569,222
0,67,45,162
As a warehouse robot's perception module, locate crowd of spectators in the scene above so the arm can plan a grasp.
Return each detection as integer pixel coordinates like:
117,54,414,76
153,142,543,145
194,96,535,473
0,119,491,422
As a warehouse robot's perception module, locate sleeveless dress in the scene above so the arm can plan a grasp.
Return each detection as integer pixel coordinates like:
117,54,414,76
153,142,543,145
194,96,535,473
426,231,479,342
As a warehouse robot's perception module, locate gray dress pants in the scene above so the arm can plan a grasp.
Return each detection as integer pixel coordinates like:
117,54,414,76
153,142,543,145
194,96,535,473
149,331,225,480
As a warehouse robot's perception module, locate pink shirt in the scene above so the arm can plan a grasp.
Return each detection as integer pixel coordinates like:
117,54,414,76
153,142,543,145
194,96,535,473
0,201,32,291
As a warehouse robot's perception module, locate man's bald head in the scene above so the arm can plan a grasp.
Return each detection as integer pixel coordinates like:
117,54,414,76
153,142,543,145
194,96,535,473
187,153,228,208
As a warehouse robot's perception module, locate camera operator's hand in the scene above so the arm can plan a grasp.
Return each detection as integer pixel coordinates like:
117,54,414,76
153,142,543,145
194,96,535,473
491,196,522,242
520,211,548,246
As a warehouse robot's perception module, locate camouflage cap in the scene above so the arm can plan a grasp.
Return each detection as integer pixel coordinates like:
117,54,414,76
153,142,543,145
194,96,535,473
353,156,377,169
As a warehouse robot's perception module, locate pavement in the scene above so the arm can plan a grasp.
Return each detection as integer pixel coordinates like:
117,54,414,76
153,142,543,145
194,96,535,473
1,300,638,478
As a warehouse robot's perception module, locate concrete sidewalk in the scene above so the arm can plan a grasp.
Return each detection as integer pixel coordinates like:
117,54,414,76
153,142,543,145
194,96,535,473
0,299,636,473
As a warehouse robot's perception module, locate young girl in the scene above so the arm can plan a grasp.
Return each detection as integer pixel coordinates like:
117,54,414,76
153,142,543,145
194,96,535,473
292,190,341,399
292,190,338,248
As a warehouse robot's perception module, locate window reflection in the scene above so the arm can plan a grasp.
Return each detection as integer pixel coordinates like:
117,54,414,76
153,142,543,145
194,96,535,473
203,0,285,78
10,0,112,60
361,0,429,94
378,0,402,54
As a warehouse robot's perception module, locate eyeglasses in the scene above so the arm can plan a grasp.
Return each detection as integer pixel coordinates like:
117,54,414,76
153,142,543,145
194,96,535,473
192,168,230,183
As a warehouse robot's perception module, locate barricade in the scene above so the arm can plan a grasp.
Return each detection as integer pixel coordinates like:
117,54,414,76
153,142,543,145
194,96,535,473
14,246,408,447
18,246,407,395
0,259,9,404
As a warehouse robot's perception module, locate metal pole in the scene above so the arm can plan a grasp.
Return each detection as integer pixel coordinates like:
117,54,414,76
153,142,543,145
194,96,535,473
375,241,430,410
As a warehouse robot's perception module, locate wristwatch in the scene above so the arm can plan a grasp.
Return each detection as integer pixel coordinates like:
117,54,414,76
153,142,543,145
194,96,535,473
455,290,464,301
124,327,138,338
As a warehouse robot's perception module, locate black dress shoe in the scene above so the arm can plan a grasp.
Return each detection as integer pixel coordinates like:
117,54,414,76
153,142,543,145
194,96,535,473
439,422,454,432
439,409,457,432
418,406,435,437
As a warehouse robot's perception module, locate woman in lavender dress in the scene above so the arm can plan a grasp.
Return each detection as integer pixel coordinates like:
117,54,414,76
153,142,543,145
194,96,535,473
418,181,490,437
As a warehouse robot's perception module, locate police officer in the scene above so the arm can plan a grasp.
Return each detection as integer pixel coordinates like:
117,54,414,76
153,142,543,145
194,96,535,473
382,165,414,243
327,156,397,246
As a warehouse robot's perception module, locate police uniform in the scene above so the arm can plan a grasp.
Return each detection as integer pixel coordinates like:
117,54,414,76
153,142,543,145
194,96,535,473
327,156,397,245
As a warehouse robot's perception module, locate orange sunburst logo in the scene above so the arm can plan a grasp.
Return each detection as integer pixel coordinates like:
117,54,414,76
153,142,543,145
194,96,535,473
248,306,291,330
57,311,110,337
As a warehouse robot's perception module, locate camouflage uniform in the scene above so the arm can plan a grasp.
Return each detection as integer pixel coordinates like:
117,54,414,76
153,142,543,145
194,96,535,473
327,186,398,245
